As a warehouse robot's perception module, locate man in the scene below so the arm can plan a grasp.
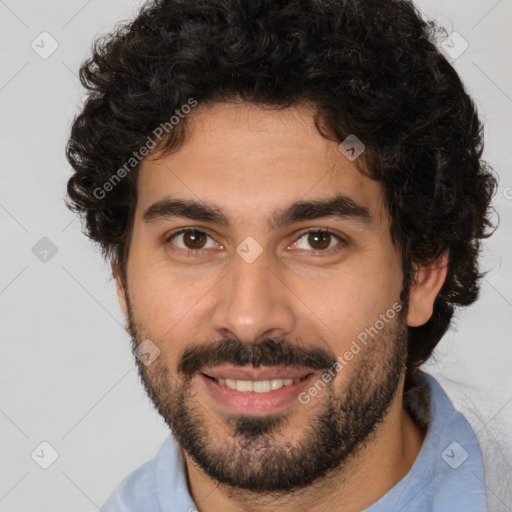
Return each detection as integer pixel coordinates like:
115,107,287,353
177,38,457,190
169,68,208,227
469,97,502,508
65,0,497,510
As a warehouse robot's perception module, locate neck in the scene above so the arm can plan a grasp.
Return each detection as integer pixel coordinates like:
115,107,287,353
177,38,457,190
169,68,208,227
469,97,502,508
183,377,426,512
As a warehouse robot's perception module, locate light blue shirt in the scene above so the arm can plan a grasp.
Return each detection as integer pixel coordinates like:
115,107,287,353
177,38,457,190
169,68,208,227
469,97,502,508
102,373,489,511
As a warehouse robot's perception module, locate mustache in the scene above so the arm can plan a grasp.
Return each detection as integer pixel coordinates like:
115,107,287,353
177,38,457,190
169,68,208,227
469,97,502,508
178,338,338,378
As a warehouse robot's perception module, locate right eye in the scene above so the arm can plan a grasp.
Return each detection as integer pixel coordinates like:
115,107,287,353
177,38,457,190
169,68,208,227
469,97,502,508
165,229,223,254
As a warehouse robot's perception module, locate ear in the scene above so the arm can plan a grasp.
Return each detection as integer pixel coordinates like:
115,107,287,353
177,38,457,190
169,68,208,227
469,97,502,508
406,252,449,327
112,261,129,320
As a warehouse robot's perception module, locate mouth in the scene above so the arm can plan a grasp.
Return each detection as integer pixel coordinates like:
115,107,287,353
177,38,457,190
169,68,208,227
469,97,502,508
199,365,318,414
201,373,310,393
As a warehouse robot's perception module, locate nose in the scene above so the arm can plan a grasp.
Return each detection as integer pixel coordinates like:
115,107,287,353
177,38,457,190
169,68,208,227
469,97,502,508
210,250,296,344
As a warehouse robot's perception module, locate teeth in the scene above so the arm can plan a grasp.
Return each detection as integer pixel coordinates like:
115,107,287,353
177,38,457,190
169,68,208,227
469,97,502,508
236,380,253,392
215,377,301,393
253,380,271,392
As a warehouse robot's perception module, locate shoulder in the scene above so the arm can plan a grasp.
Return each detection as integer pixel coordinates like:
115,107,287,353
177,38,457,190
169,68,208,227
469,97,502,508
417,373,489,511
366,373,489,512
101,434,196,512
101,455,160,512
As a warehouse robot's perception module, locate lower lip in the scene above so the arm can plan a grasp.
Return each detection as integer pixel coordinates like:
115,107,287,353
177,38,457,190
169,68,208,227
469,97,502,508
199,373,316,415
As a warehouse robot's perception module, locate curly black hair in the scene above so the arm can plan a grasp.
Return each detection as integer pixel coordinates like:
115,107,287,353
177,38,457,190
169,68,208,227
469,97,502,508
65,0,497,388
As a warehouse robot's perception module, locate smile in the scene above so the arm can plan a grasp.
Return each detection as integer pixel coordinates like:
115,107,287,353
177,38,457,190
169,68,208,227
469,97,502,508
203,375,306,393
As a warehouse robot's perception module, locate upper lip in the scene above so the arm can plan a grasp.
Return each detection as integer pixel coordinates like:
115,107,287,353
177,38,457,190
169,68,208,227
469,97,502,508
201,364,314,381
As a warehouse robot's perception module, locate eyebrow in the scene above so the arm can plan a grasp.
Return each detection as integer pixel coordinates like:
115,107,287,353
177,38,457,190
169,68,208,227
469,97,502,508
142,193,372,229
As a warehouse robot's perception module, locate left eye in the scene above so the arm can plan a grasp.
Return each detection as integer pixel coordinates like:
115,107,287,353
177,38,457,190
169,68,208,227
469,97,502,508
292,230,342,251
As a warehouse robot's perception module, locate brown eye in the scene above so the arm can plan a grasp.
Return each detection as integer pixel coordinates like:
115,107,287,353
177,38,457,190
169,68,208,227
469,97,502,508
307,231,331,250
167,229,218,251
182,230,207,249
293,230,343,251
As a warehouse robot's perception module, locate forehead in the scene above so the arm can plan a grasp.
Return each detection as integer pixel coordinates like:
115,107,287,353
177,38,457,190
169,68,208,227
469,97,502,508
136,102,385,223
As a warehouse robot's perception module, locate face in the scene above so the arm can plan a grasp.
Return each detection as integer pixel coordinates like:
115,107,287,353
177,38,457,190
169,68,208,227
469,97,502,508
116,101,412,493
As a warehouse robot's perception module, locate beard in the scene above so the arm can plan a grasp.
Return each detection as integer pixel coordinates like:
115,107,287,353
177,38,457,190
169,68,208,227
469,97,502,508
124,294,408,496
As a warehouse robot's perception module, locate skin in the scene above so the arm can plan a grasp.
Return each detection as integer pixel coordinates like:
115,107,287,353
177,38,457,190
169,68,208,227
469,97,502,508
113,101,448,512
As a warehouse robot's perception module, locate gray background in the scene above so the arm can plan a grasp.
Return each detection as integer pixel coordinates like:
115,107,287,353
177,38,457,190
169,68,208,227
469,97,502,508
0,0,511,510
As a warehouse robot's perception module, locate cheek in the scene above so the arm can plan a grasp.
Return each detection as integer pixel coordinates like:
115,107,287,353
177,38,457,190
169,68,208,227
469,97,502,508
128,260,215,340
293,255,402,352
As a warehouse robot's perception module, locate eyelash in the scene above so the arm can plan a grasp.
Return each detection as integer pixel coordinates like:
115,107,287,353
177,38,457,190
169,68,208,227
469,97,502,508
164,228,347,257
